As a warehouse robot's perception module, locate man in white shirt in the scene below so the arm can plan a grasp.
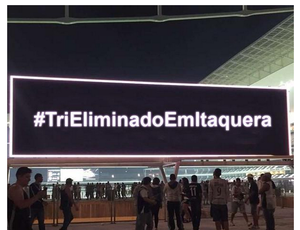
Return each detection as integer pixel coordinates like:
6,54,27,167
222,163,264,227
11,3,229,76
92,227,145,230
257,173,264,219
209,168,229,230
164,174,184,230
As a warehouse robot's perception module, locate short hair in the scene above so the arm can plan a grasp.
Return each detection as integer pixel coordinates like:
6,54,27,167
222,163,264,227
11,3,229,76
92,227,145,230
214,168,221,177
191,175,197,182
66,178,73,185
264,172,272,178
170,174,176,180
16,167,32,178
247,174,254,179
153,177,160,185
142,177,151,185
182,177,189,186
236,178,241,182
34,173,43,180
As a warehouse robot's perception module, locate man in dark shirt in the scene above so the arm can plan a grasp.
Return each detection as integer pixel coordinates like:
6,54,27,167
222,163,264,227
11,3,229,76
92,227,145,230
245,174,259,229
135,177,156,230
9,168,46,230
29,173,46,230
189,175,202,230
60,178,79,230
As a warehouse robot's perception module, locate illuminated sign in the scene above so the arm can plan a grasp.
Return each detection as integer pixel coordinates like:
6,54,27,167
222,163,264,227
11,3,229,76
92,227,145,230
10,76,290,157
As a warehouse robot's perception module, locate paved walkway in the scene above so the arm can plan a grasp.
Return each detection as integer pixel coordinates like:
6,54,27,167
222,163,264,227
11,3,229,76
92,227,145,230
33,206,293,230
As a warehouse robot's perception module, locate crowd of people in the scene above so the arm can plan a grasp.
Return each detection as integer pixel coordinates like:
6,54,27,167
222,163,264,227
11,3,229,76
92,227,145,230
134,169,277,230
8,167,278,230
78,182,128,200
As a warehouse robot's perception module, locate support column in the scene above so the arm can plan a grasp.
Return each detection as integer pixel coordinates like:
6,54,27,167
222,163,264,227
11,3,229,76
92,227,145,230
7,162,10,184
174,161,180,178
65,5,69,19
157,5,162,16
159,165,167,183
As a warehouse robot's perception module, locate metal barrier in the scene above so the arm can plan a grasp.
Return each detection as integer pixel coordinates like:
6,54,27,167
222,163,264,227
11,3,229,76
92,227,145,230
30,182,293,227
44,185,144,225
28,183,169,226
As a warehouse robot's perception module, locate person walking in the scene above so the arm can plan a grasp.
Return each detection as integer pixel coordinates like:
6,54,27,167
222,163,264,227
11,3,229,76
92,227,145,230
59,178,79,230
77,182,81,200
133,182,143,209
164,174,184,230
131,182,137,198
8,167,46,230
106,181,112,199
73,182,77,200
117,183,121,199
29,173,46,230
86,183,90,200
230,178,251,228
202,181,209,205
259,173,276,230
189,175,202,230
209,168,229,230
100,183,105,200
91,183,95,199
151,177,163,230
135,177,156,230
245,174,259,229
96,183,100,199
181,177,191,223
257,174,264,219
121,182,126,199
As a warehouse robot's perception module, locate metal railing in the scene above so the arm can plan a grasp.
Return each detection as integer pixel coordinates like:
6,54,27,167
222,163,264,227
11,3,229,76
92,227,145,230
46,184,149,226
22,181,293,226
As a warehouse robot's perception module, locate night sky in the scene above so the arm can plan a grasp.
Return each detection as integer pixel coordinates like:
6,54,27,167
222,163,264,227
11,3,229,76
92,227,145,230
7,6,293,112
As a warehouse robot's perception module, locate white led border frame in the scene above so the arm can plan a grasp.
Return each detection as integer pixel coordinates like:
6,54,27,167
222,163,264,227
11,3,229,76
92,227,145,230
9,75,291,158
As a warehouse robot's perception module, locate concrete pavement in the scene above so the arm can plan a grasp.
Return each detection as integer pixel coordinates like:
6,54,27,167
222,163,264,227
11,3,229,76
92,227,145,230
33,206,294,230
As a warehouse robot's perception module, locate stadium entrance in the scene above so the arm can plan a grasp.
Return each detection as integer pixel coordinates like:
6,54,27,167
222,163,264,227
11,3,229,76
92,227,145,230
8,155,293,225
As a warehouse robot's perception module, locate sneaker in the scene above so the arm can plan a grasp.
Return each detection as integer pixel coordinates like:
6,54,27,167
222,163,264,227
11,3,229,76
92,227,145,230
230,221,235,226
248,222,253,228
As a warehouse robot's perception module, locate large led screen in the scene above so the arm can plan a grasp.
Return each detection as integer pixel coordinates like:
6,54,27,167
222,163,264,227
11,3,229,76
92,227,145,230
10,76,290,157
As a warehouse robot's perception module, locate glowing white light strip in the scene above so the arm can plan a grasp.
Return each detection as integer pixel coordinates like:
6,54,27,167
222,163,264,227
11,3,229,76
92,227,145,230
9,154,274,158
9,75,14,158
10,75,286,90
286,89,292,156
9,75,288,158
